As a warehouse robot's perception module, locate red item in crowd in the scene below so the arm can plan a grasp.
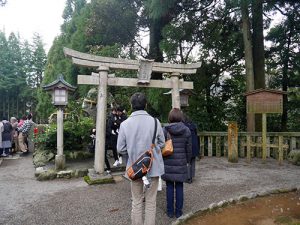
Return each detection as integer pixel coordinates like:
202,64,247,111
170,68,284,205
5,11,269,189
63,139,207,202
34,127,38,137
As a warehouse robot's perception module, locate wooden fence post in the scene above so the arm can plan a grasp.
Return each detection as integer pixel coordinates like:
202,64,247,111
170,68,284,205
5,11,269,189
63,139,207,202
273,136,278,159
224,137,228,157
262,113,267,162
208,136,213,157
228,122,238,163
266,137,270,158
200,136,204,157
278,135,283,165
290,137,296,152
216,136,221,157
256,137,262,158
247,135,251,163
239,136,245,158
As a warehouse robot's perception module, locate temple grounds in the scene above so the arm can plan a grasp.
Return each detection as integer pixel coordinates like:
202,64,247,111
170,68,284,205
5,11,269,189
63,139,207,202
0,155,300,225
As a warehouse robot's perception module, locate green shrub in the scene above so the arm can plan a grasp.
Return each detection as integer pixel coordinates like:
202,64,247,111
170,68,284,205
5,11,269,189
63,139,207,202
34,99,95,152
34,117,94,152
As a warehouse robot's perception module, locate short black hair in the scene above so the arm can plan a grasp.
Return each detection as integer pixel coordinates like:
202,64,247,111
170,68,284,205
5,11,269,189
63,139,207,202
117,106,124,112
130,92,147,111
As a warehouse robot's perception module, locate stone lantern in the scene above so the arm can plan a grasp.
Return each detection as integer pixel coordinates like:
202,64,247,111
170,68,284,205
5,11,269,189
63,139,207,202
164,89,194,108
43,75,76,170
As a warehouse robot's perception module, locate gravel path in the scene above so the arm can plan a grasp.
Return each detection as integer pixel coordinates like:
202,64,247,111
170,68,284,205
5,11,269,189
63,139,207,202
0,155,299,225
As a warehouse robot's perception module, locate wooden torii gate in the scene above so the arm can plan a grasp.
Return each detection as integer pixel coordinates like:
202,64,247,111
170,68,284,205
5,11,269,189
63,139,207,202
64,47,201,174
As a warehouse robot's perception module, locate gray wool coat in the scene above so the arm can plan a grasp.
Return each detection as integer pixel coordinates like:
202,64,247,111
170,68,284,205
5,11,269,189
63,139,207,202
117,110,165,178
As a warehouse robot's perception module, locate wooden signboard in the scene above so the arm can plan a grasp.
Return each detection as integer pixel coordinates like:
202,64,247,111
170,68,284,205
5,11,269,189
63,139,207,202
245,89,287,163
245,89,286,114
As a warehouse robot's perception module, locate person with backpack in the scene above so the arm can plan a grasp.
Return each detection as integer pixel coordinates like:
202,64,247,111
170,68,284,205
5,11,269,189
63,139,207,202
162,108,192,218
117,92,165,225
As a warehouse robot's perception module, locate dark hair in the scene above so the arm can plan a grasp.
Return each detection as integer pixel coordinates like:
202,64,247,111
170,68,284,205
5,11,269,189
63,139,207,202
130,92,147,111
27,114,32,120
22,115,27,120
182,113,191,123
117,106,124,112
2,116,7,121
168,108,183,123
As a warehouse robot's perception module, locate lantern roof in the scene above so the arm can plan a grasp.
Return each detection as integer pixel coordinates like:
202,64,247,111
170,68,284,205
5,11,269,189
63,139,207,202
42,74,76,92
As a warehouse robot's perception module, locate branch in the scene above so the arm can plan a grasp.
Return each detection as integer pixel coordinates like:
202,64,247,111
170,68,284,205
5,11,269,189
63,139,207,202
273,4,289,16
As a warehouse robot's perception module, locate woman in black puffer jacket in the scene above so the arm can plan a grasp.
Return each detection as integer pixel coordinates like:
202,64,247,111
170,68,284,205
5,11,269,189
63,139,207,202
162,108,192,218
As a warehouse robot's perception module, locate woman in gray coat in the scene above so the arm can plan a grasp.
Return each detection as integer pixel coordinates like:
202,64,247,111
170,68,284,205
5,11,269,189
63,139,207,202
162,108,192,218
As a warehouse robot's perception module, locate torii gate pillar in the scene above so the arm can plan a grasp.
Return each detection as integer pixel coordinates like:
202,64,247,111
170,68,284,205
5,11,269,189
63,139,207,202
94,66,108,174
171,73,180,109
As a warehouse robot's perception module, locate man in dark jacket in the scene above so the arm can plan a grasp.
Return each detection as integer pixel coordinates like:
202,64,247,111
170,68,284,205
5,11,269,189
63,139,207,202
116,106,127,164
106,108,120,166
183,116,200,180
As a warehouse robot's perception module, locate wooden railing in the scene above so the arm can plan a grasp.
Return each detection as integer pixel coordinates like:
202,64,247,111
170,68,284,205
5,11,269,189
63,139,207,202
198,132,300,163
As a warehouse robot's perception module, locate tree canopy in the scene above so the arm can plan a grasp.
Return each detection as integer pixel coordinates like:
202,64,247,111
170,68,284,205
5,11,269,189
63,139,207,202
2,0,300,131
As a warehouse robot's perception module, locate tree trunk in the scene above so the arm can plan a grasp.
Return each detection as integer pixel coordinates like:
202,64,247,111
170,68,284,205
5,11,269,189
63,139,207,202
148,18,165,80
281,14,294,131
241,0,255,132
252,0,265,131
17,96,19,118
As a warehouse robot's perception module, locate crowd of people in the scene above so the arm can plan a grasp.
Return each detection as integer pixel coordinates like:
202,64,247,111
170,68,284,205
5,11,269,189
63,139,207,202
116,92,200,225
105,106,128,171
0,114,34,157
2,94,199,225
89,106,128,173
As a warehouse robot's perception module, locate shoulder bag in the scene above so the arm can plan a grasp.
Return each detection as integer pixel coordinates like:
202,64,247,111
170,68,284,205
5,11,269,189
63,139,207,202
162,132,173,157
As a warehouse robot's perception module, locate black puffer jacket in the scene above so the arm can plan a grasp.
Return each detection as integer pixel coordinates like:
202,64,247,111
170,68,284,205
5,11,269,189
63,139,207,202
162,122,192,183
2,121,12,141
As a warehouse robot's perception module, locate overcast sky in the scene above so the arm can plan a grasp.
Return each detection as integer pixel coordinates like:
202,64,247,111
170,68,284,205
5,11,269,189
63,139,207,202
0,0,67,52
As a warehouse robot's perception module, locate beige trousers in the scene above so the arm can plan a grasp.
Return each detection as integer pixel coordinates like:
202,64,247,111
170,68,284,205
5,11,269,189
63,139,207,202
12,135,19,152
131,177,159,225
18,133,28,152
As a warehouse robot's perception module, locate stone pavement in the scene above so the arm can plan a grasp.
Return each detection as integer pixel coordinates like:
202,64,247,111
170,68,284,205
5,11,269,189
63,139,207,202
0,155,300,225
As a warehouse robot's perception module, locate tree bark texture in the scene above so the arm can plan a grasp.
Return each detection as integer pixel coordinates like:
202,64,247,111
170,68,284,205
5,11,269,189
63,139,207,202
281,14,295,131
252,0,265,90
241,0,255,132
252,0,265,131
